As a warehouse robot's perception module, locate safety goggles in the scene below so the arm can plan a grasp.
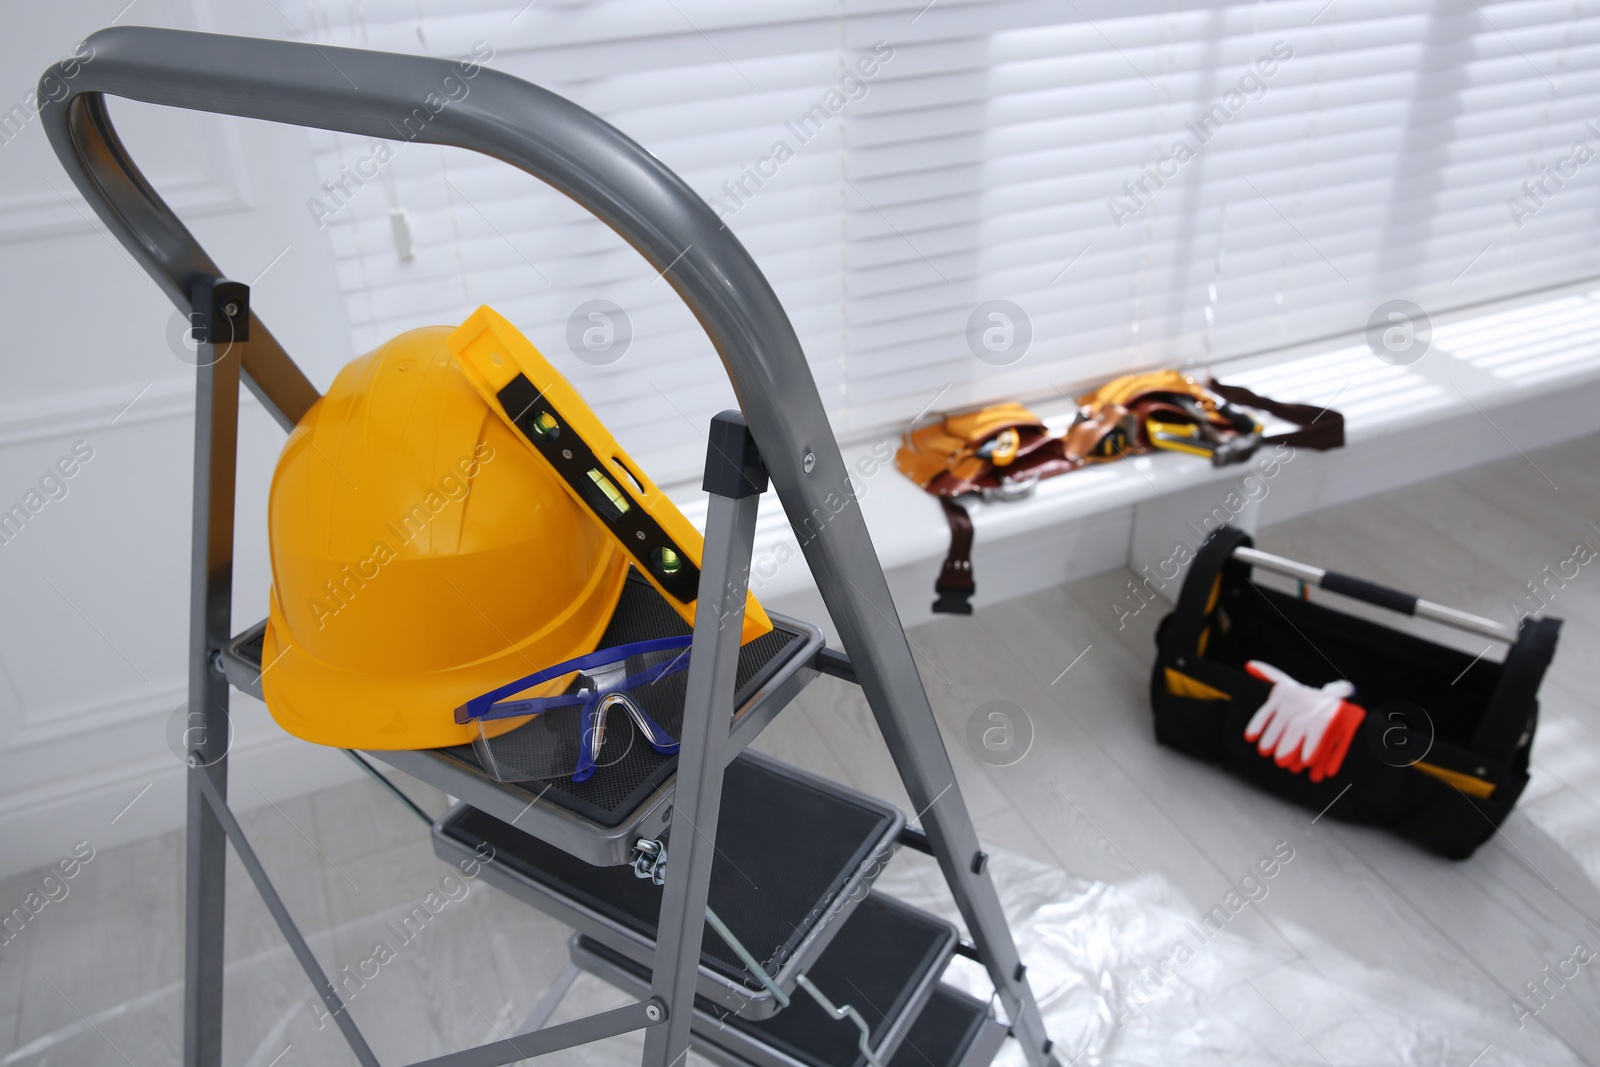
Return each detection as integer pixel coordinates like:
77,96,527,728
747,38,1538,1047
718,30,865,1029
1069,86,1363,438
456,637,689,783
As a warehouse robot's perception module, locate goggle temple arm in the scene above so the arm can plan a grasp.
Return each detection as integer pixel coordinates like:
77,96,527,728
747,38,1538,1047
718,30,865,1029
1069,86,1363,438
454,635,693,724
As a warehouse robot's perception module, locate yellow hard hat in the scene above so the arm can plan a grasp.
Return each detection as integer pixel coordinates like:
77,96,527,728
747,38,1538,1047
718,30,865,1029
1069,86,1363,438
261,325,628,750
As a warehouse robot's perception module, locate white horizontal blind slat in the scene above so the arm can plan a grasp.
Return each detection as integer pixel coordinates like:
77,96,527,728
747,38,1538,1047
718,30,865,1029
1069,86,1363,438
836,0,1600,435
291,0,863,482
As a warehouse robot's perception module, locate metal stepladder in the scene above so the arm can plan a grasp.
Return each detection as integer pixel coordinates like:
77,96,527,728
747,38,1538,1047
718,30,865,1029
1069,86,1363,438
43,26,1061,1067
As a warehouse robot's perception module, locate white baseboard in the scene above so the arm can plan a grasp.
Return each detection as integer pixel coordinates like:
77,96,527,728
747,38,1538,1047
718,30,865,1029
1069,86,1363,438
766,504,1135,645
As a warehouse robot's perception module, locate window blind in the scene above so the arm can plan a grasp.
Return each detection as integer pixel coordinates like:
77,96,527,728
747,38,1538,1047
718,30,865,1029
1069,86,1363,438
287,0,1600,484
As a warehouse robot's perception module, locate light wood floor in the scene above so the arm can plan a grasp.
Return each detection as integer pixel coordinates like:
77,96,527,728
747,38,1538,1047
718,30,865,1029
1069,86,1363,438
4,433,1598,1066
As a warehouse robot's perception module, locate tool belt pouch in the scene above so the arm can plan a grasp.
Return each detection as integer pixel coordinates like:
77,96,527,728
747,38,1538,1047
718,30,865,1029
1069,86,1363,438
896,403,1074,615
1151,525,1560,859
1078,371,1345,465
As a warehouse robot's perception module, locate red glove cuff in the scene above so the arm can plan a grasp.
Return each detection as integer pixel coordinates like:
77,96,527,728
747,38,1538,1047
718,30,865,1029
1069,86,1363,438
1309,702,1366,783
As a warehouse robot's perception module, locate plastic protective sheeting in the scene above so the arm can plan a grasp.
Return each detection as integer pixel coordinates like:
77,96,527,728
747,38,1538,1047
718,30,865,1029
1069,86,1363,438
15,836,1583,1066
872,849,1582,1067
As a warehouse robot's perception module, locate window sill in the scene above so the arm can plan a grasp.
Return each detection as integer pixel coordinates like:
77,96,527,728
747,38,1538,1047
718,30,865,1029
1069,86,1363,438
672,282,1600,626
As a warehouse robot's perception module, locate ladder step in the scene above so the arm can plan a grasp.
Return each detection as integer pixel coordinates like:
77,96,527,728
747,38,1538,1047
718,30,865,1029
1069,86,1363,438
568,890,986,1067
433,751,903,1019
435,575,813,827
890,985,1009,1067
225,571,828,868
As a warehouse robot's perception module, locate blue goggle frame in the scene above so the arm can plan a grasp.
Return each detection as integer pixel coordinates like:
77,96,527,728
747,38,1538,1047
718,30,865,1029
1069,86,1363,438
456,636,692,783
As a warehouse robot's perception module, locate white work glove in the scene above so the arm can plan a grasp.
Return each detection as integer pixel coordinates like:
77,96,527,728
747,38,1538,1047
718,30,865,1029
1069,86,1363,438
1244,661,1359,779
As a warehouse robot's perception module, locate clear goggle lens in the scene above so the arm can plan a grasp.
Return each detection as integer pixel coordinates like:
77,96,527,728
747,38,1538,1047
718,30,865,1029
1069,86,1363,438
455,637,690,783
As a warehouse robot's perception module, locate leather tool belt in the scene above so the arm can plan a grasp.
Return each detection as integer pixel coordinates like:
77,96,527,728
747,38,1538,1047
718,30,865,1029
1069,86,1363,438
895,372,1344,615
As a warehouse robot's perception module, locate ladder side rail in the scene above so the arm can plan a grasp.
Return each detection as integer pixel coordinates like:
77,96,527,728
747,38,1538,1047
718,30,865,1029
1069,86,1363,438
643,412,765,1065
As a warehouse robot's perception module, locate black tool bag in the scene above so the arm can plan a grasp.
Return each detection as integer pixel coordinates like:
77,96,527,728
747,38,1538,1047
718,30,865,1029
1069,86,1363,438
1151,526,1561,859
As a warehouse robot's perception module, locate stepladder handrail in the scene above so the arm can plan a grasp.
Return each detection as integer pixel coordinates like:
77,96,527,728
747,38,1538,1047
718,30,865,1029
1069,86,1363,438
41,25,811,436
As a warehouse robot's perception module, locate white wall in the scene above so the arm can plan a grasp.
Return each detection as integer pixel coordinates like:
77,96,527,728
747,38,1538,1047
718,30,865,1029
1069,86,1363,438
0,0,363,876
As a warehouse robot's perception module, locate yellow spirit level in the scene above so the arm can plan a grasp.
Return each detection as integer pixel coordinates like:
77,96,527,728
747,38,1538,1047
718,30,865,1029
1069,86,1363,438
450,306,773,643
